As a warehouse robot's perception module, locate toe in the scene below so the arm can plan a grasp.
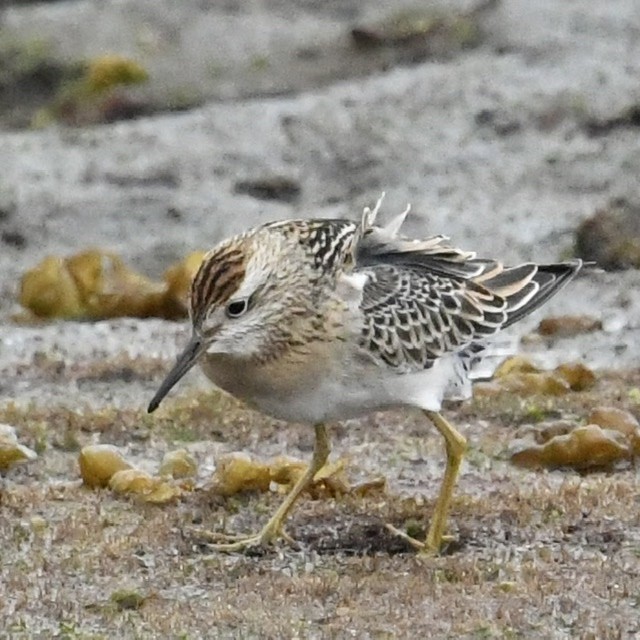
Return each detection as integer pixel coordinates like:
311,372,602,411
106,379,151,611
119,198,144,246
385,523,426,551
190,524,296,554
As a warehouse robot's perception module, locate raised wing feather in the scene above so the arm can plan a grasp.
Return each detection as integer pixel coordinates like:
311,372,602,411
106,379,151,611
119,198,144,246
354,197,583,371
358,263,512,370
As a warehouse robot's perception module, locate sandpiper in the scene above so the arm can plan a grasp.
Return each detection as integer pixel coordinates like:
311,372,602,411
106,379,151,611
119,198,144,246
148,195,583,554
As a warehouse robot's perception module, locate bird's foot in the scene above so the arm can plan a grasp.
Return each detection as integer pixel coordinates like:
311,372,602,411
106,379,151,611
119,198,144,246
188,521,296,554
385,523,455,556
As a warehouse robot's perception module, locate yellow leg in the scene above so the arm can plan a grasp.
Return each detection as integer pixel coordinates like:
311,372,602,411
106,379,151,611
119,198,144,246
203,424,330,553
422,411,467,554
387,410,467,555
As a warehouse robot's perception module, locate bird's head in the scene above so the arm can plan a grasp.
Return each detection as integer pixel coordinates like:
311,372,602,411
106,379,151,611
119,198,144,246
147,228,306,412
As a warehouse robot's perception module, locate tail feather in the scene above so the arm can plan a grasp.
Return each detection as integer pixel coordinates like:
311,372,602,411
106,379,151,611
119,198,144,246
501,260,583,328
476,263,537,293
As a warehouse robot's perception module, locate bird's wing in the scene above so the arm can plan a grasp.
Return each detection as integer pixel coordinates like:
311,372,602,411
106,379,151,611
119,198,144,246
353,196,582,371
357,263,511,371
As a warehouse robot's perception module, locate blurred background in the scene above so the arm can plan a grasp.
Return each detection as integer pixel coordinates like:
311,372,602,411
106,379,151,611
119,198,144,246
2,0,640,279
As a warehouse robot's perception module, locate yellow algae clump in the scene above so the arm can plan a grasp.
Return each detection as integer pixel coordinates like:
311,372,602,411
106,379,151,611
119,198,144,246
0,424,37,472
20,250,163,320
510,422,633,471
79,444,133,488
210,452,367,498
19,249,205,321
85,54,149,95
108,468,182,504
158,449,198,479
161,250,207,317
109,468,157,494
588,407,640,455
19,256,86,318
490,356,596,396
555,363,596,392
493,355,541,378
211,452,272,497
32,53,149,126
79,446,186,503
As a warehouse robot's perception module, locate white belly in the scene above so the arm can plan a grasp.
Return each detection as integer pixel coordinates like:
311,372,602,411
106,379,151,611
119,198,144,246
200,349,467,424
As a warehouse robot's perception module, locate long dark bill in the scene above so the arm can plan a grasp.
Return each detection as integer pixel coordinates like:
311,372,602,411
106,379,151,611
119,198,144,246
147,336,205,413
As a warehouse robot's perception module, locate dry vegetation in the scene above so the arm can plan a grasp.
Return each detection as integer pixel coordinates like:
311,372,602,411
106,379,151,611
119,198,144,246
1,356,639,639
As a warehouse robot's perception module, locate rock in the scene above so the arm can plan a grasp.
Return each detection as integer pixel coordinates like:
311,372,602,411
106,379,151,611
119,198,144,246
575,199,640,270
537,315,603,338
233,175,301,203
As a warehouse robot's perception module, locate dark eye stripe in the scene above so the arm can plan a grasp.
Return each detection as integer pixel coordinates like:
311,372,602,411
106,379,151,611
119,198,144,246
191,247,247,323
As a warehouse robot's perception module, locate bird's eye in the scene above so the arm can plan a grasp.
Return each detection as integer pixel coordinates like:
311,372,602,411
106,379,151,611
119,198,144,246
225,298,248,318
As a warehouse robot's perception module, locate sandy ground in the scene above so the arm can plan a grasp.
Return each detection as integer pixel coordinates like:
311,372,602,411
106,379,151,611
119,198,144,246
1,0,640,638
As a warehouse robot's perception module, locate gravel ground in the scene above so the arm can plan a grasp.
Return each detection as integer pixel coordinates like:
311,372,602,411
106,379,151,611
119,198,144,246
1,1,639,638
